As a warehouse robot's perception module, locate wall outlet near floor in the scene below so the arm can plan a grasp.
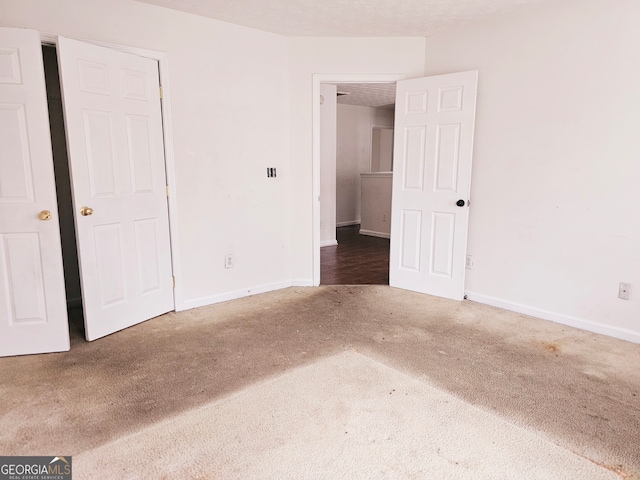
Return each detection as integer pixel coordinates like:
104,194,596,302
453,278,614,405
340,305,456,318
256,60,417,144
225,254,234,269
466,255,474,269
618,282,631,300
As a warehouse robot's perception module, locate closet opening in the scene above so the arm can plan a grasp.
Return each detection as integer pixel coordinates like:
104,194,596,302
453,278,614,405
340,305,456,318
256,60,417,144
42,44,85,339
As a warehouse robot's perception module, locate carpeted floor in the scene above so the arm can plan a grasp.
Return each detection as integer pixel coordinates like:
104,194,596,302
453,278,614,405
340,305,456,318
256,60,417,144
1,286,639,479
76,351,620,479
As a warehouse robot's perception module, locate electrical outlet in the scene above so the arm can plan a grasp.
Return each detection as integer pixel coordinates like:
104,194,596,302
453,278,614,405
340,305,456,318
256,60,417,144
466,255,474,269
225,254,234,269
619,282,631,300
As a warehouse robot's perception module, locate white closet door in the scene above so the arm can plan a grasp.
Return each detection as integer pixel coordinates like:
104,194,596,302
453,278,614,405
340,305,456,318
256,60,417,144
57,37,174,341
0,27,69,357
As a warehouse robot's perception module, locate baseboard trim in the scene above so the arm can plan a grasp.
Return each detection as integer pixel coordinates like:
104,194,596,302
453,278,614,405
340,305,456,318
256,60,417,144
359,229,390,239
465,291,640,344
337,221,360,227
292,279,314,287
181,281,294,311
320,239,338,247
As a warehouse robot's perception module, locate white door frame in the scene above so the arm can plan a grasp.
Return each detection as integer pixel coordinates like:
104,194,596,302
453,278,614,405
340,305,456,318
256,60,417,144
39,33,184,311
312,73,404,286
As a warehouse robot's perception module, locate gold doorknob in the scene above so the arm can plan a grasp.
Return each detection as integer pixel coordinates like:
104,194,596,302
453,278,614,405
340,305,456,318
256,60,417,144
80,206,94,216
38,210,52,221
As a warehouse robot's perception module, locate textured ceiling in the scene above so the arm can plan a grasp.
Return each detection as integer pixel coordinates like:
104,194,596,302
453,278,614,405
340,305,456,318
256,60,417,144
135,0,551,107
136,0,552,37
335,83,397,109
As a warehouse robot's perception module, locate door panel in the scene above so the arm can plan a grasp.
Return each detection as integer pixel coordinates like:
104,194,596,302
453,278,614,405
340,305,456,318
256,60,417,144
127,115,155,193
0,104,35,201
430,212,455,276
402,126,426,190
2,234,47,322
57,37,173,341
389,71,478,301
399,210,422,271
83,110,118,196
134,218,161,294
0,27,70,357
435,124,461,190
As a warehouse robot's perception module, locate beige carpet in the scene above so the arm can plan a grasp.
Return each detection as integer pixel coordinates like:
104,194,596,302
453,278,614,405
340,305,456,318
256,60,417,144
2,286,638,478
76,351,619,479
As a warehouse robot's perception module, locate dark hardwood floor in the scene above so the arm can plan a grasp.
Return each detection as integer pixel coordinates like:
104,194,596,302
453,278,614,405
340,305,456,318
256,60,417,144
321,225,390,285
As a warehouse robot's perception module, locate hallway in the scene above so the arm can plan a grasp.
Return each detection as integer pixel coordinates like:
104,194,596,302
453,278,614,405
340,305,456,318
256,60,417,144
321,225,390,285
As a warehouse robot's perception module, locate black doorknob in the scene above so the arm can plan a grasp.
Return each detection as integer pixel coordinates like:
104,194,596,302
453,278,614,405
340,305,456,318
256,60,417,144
456,199,465,207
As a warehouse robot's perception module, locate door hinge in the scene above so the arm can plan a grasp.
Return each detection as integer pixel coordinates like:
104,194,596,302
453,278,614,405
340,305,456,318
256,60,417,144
172,276,175,288
159,85,163,99
166,185,169,197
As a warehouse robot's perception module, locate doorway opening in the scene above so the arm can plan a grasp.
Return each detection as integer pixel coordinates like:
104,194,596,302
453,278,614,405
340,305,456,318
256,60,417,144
315,76,401,286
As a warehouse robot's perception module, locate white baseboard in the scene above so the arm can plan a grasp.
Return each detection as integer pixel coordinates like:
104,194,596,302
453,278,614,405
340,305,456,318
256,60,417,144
359,229,390,239
337,221,360,227
465,291,640,344
320,239,338,247
180,280,294,311
292,279,314,287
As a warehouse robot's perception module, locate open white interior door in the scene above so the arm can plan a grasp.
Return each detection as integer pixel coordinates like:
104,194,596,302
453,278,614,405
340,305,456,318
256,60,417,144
389,71,478,301
0,27,70,356
57,37,174,341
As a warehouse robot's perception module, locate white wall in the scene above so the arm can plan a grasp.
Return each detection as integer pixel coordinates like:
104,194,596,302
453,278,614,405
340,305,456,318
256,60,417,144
320,84,337,246
0,2,427,307
0,0,292,309
425,0,640,341
2,0,635,342
360,173,392,238
336,105,393,226
371,126,394,173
